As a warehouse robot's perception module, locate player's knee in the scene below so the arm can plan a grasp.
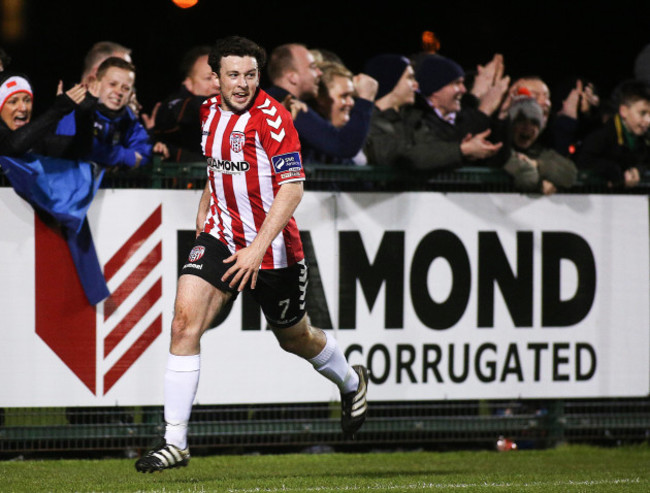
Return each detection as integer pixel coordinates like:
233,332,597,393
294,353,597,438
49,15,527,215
275,324,322,358
275,329,308,355
170,309,200,342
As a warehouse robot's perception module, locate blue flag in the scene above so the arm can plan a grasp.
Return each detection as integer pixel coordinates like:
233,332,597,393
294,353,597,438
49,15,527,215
0,153,109,304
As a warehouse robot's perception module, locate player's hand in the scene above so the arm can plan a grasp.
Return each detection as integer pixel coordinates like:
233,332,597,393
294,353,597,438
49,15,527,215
221,246,265,291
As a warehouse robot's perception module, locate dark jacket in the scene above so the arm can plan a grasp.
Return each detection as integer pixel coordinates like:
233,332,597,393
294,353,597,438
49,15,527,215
0,93,77,156
364,94,508,171
153,85,207,163
266,85,373,165
577,114,649,184
54,95,152,168
503,142,577,193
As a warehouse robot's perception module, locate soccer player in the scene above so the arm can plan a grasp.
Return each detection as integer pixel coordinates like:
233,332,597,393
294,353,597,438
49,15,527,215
135,36,369,473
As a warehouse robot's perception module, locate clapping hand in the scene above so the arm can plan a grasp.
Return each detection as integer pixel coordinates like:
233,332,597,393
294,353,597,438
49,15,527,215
473,54,510,117
57,80,87,104
471,53,505,100
559,80,600,120
460,129,503,160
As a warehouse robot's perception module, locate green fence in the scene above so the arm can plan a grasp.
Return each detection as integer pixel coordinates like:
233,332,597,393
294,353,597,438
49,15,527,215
2,398,649,456
1,159,649,456
101,159,650,194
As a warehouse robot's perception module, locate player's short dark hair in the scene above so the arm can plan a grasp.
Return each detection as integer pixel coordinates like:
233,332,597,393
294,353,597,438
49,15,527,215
96,56,136,80
180,45,211,78
208,36,266,75
612,79,650,107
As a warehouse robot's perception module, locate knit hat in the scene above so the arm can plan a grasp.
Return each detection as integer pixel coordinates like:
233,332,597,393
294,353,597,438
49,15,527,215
508,87,544,127
0,73,32,112
415,54,464,97
363,54,411,99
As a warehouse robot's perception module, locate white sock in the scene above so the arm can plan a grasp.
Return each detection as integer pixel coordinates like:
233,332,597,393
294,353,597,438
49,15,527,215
309,330,359,394
163,353,200,450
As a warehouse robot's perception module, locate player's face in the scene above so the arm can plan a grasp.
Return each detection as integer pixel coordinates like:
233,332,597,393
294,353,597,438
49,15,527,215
185,55,219,97
430,77,466,116
392,65,418,106
216,55,260,113
323,75,355,128
96,67,135,111
0,91,32,130
620,99,650,136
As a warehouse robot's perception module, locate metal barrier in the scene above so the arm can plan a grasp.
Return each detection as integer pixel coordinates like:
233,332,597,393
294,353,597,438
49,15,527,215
1,159,649,455
103,159,650,194
1,398,649,455
3,157,650,193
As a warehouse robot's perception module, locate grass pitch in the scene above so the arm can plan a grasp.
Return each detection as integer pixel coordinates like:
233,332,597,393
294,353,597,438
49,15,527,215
1,444,649,492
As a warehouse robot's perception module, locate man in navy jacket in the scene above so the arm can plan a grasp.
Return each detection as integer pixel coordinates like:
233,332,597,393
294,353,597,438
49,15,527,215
266,43,376,165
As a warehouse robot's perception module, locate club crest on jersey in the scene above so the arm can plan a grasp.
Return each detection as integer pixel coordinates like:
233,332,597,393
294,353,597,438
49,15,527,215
271,152,302,178
188,246,205,262
230,131,246,153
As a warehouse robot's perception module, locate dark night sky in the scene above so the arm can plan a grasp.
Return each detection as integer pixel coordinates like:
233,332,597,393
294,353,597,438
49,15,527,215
2,0,649,114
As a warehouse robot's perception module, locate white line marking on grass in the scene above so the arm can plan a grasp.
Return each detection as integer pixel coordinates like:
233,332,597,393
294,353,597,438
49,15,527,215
226,478,641,492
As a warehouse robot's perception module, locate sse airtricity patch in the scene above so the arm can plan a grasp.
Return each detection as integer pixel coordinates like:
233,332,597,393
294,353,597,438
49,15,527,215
272,152,303,180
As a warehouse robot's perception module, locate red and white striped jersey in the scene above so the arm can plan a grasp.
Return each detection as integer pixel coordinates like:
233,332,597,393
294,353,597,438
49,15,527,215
199,89,305,269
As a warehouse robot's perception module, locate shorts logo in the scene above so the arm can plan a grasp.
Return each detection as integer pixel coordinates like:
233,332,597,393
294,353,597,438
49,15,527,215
272,152,302,174
230,131,245,153
188,245,205,262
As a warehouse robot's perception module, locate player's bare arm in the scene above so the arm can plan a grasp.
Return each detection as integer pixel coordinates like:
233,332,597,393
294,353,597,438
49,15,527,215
195,181,211,237
222,181,304,291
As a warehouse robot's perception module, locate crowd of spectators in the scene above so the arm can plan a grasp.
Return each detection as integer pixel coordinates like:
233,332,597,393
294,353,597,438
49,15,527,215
1,37,649,309
2,38,650,198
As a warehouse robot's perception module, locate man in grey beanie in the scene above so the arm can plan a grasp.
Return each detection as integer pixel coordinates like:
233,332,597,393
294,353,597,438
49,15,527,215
503,90,577,194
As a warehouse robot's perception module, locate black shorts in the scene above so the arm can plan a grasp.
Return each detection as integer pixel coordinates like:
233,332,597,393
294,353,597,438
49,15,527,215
181,233,308,329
